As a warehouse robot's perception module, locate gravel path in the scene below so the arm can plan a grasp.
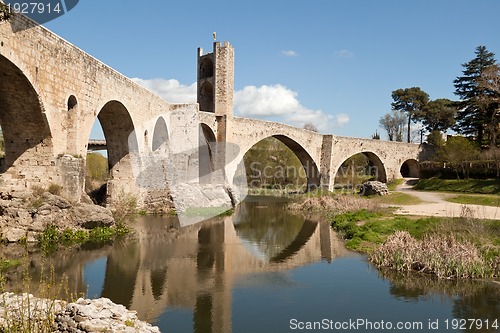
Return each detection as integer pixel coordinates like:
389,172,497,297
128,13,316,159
392,179,500,220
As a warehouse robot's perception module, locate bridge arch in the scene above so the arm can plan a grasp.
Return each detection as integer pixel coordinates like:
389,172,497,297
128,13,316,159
273,135,320,190
200,123,216,182
400,159,419,178
235,134,320,192
334,151,387,185
152,116,169,152
66,95,79,155
0,54,54,177
92,100,138,198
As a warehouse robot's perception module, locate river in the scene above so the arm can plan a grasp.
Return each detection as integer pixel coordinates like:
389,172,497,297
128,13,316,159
3,196,499,332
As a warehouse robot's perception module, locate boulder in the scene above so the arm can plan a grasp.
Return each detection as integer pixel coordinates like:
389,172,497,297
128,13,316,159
359,181,389,196
3,227,26,243
70,204,114,229
41,192,72,209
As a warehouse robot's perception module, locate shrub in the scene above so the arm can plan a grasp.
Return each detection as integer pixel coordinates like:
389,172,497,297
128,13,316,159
370,231,492,279
47,184,62,196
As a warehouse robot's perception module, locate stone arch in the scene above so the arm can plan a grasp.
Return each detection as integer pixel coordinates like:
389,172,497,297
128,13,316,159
66,95,79,154
199,57,214,79
152,117,169,152
400,159,419,178
200,123,216,143
93,100,138,198
0,54,54,178
272,135,321,191
199,123,216,183
235,134,320,192
199,82,214,112
335,151,387,184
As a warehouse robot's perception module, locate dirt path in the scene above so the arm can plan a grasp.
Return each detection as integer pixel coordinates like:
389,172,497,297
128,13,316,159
392,179,500,220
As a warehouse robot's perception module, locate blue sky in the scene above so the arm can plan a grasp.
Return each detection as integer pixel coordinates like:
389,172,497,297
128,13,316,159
44,0,500,139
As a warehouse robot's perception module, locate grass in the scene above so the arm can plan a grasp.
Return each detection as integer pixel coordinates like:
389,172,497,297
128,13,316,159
0,260,22,272
371,192,423,206
414,178,500,194
386,178,405,191
184,206,233,217
370,231,494,279
330,208,500,278
446,194,500,207
331,210,440,252
38,224,130,253
0,262,79,333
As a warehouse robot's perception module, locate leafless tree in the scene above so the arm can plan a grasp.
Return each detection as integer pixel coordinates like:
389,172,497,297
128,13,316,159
303,122,319,132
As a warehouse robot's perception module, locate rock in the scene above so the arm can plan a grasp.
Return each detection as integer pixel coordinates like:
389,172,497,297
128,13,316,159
3,227,26,243
70,204,114,229
0,293,161,333
41,192,72,209
37,204,53,216
359,181,389,196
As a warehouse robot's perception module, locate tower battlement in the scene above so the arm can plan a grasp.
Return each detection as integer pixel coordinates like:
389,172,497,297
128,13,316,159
197,41,234,117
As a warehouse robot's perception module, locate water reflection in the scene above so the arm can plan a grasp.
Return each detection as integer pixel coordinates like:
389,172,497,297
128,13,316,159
2,198,498,333
379,269,500,330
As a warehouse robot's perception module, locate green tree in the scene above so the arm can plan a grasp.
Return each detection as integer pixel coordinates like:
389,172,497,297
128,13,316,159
86,152,109,181
437,136,480,179
453,45,497,146
242,137,306,190
420,98,456,133
379,109,406,141
371,131,380,140
391,87,429,143
426,130,445,148
476,64,500,146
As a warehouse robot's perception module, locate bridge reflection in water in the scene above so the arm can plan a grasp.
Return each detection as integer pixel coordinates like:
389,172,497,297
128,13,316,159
101,199,351,332
6,199,352,332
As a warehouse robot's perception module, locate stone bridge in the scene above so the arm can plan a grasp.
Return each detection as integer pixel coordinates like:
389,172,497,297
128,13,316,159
0,12,426,209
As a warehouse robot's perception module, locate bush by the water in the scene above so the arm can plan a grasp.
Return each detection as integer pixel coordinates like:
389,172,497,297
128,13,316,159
370,231,498,279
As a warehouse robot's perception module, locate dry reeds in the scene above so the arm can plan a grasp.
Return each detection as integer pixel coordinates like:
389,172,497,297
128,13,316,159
288,195,380,213
370,231,495,279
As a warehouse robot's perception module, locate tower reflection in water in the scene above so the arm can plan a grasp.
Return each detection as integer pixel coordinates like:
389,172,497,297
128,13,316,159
98,199,344,332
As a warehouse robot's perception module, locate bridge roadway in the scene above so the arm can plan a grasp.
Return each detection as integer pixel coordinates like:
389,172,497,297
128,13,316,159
0,11,426,207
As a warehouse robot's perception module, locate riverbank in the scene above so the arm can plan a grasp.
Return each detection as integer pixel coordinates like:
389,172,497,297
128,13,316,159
0,293,160,333
289,185,499,279
0,188,116,243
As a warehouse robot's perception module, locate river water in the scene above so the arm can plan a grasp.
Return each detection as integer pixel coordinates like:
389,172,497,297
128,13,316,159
6,196,500,332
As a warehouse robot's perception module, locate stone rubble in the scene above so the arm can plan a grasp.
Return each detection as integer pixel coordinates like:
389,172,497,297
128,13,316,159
359,181,389,196
0,293,161,333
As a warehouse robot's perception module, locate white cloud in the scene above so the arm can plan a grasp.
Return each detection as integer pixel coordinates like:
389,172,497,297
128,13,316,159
281,50,298,57
234,84,349,132
131,78,349,133
131,78,197,104
334,49,354,58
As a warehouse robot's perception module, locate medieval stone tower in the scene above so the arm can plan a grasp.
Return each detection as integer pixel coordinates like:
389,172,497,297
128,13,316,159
197,41,234,142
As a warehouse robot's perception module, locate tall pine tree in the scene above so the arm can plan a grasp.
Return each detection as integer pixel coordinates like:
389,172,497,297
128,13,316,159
453,45,497,146
391,87,429,143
